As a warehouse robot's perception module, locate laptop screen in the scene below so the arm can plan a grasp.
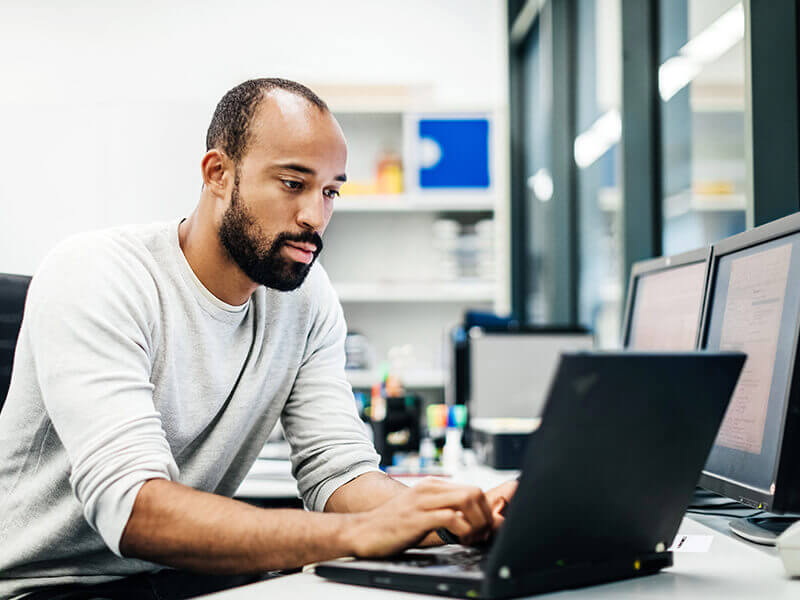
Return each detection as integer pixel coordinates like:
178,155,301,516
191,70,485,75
627,261,707,350
703,232,800,494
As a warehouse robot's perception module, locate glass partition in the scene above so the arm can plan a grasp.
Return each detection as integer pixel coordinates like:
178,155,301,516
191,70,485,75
519,7,561,324
659,0,749,254
574,0,624,347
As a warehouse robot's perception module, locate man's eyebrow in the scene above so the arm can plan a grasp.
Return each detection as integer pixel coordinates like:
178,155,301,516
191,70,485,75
275,163,316,176
274,163,347,182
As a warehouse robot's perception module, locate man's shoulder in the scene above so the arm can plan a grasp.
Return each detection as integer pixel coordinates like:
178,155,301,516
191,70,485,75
30,222,173,310
48,221,170,258
41,222,170,273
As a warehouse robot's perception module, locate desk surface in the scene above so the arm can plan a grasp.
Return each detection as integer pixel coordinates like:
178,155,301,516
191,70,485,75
235,459,299,499
234,457,517,499
199,515,798,599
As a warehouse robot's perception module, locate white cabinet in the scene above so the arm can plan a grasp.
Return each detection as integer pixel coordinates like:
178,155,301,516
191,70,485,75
322,101,510,390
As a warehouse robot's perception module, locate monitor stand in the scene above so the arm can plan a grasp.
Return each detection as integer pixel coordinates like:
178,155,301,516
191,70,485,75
690,487,743,509
729,516,798,545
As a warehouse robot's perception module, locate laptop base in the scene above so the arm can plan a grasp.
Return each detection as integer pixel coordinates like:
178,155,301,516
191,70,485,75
315,551,673,599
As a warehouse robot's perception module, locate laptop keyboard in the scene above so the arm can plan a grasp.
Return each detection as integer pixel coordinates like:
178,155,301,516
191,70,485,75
396,547,488,572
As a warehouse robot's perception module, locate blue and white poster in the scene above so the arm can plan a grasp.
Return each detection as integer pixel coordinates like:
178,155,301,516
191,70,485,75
416,118,490,189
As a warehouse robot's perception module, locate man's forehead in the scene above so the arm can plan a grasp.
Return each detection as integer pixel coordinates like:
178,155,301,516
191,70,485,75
247,90,346,160
256,89,318,130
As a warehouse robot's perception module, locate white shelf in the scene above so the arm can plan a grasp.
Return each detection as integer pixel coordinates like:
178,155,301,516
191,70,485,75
336,193,495,213
334,280,496,303
691,193,747,212
330,103,497,114
346,368,446,389
664,191,746,218
313,83,496,114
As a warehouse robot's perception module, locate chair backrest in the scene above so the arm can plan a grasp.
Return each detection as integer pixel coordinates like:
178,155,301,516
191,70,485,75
0,273,32,411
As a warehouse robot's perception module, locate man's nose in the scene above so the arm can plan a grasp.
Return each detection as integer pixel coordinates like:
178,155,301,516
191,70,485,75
296,192,325,232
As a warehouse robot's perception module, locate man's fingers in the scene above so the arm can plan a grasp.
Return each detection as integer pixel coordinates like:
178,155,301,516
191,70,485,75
462,490,493,540
415,487,493,540
416,487,487,514
418,508,471,538
475,491,494,525
414,477,452,492
492,497,508,517
491,513,506,531
440,510,474,540
485,480,518,508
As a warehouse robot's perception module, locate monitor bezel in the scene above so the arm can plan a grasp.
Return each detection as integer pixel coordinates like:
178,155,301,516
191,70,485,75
620,246,712,349
697,211,800,513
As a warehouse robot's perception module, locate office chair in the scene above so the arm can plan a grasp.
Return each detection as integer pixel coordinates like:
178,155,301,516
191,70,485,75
0,273,31,412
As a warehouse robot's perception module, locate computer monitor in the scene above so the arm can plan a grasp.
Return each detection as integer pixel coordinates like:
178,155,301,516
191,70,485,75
467,328,594,419
698,212,800,543
621,247,711,350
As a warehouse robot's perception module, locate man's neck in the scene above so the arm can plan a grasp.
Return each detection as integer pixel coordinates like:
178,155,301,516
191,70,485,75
178,209,258,306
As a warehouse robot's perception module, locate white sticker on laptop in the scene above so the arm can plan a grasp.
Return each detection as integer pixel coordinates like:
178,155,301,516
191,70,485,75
669,534,714,553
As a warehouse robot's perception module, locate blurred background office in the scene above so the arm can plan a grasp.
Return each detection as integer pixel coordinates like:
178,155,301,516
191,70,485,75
510,0,799,347
1,0,799,404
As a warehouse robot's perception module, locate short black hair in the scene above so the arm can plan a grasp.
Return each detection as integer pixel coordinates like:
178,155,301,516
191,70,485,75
206,78,328,163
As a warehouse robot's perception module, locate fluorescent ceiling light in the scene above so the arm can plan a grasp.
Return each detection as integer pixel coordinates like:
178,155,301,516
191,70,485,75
682,3,745,64
574,109,621,169
659,2,744,101
659,56,702,102
510,0,546,46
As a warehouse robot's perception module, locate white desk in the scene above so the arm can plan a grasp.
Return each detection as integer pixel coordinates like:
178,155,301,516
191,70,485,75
198,515,799,599
235,459,299,499
234,456,518,500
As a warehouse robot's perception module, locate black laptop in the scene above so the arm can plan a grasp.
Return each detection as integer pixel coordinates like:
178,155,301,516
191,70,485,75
315,351,745,598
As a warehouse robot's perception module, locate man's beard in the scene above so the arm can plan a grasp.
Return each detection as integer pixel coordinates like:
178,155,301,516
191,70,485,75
218,174,323,292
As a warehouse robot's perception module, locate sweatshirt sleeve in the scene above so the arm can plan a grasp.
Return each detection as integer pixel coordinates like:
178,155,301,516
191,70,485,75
25,234,179,556
280,268,381,512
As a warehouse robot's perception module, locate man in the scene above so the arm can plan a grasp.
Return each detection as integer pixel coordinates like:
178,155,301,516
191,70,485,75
0,78,516,599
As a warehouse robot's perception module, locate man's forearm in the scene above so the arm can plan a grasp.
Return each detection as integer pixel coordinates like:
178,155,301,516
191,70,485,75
119,479,357,573
324,471,406,513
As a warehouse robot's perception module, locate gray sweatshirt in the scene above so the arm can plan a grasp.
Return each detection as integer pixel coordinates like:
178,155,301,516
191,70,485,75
0,220,380,598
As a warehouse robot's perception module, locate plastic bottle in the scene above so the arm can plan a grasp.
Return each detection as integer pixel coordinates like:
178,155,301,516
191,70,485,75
442,405,468,474
419,436,436,471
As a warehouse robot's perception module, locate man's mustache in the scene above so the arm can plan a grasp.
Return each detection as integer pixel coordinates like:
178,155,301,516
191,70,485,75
276,231,323,255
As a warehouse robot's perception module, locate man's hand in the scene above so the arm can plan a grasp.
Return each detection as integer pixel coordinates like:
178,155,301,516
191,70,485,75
484,479,518,532
343,477,494,557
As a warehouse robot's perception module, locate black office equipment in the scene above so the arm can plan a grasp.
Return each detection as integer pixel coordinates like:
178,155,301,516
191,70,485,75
0,273,31,412
447,317,591,451
316,351,745,598
470,423,534,470
370,395,422,467
697,211,800,544
621,246,711,350
446,311,521,410
466,328,593,420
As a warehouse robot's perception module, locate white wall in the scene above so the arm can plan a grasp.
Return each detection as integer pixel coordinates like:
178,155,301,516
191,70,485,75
0,0,507,275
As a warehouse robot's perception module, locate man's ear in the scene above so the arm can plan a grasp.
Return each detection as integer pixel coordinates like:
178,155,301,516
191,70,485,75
200,149,230,197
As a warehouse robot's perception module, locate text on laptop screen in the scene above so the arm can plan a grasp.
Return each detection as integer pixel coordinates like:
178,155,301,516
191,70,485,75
628,261,707,350
704,232,800,493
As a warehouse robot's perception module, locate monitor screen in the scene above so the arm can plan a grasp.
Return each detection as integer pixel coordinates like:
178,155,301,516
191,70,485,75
703,232,800,495
627,261,707,350
469,332,594,419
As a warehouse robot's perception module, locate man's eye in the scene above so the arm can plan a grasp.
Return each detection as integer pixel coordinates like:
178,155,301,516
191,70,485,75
324,189,340,199
282,180,302,190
